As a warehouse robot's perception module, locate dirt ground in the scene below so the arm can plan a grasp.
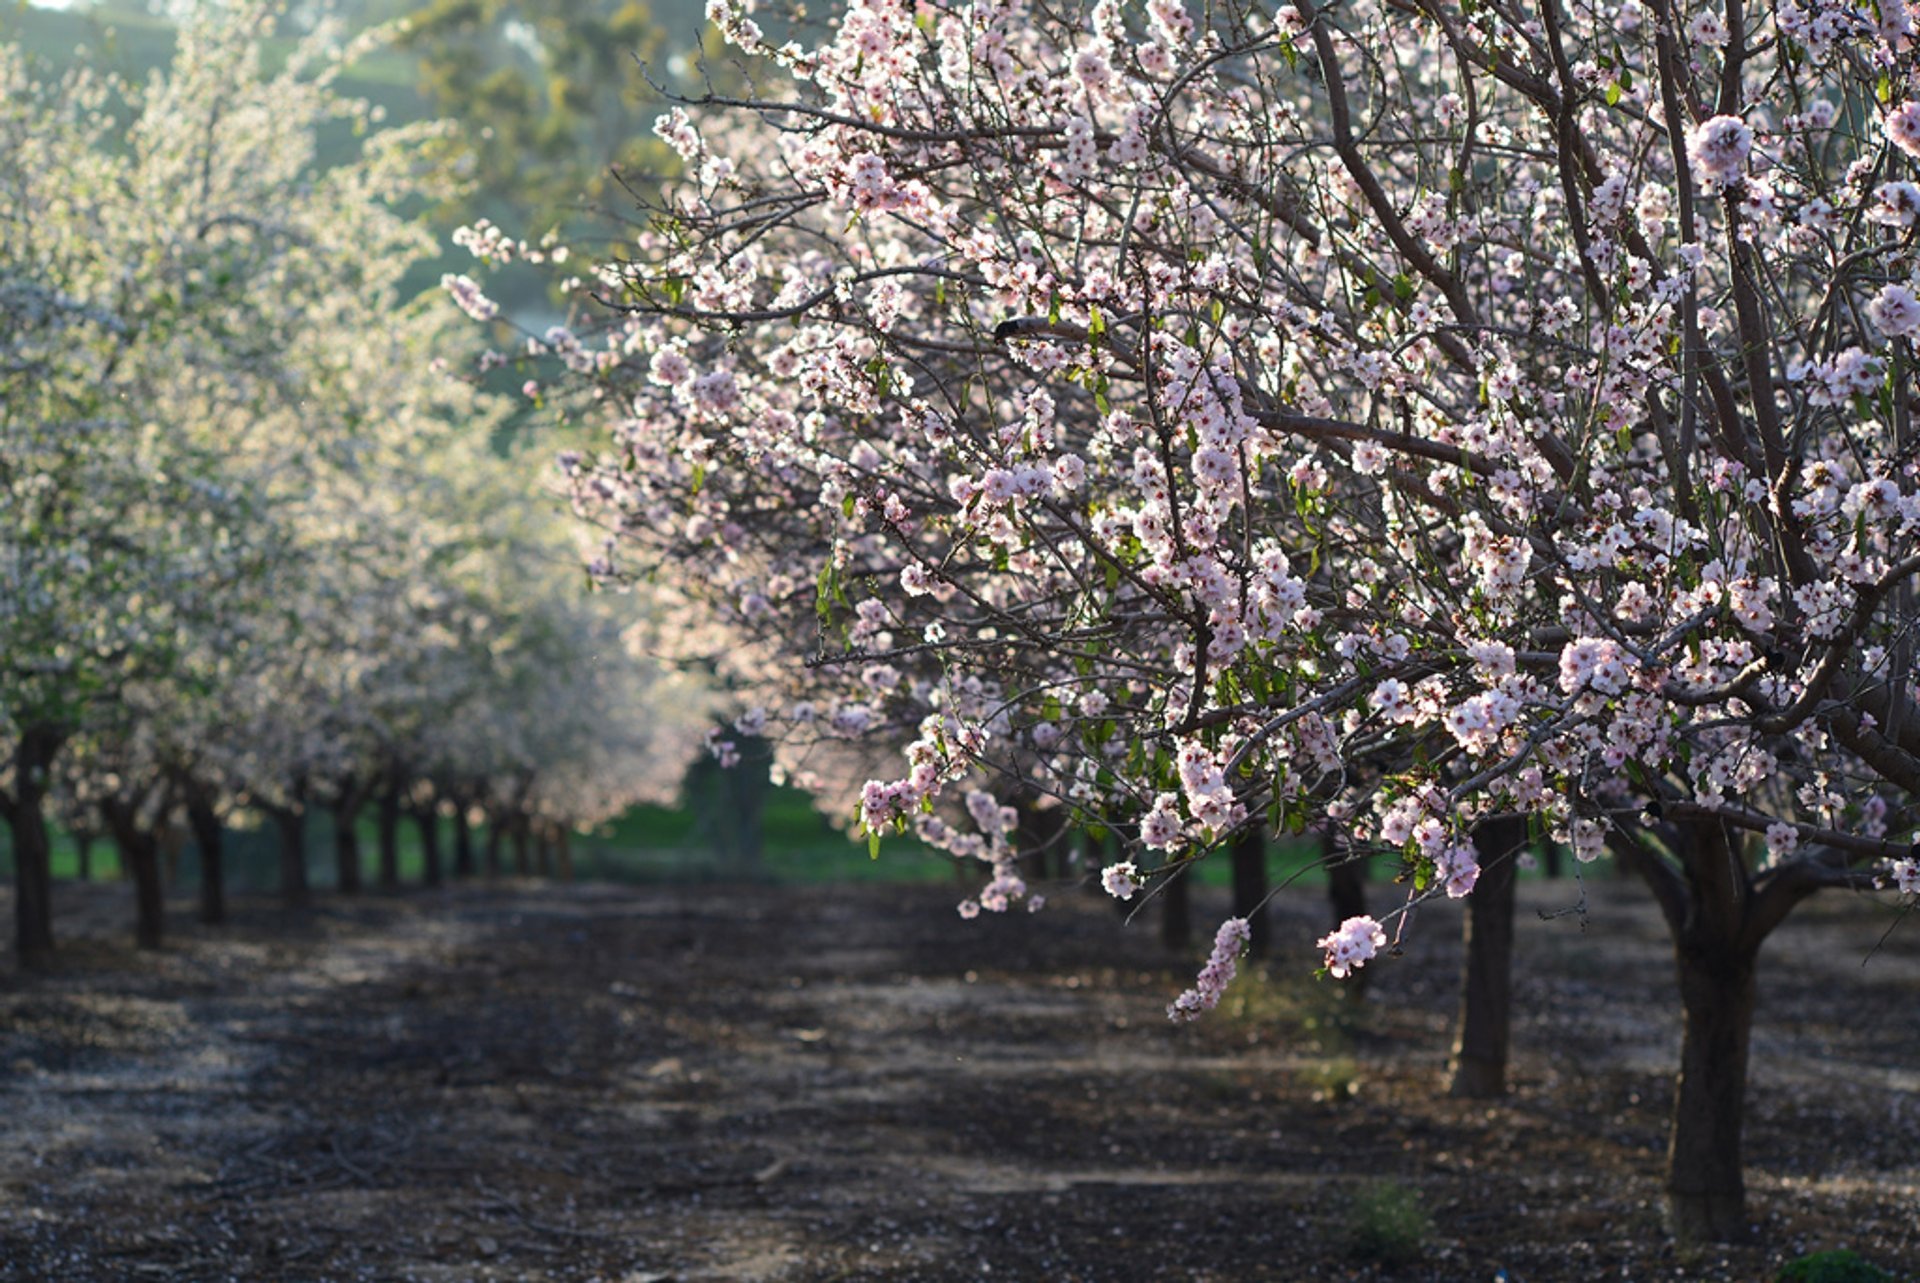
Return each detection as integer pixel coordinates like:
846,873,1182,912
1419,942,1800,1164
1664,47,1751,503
0,871,1915,1282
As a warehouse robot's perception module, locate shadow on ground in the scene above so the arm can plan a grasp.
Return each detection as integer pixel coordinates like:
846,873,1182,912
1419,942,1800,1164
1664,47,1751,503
0,875,1915,1281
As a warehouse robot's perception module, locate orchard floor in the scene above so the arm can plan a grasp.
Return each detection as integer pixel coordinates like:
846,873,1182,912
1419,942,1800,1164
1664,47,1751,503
0,875,1916,1283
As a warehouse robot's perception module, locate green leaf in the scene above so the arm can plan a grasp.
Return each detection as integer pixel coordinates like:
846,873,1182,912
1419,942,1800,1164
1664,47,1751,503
1605,82,1622,107
1088,305,1105,339
815,563,837,629
869,829,881,860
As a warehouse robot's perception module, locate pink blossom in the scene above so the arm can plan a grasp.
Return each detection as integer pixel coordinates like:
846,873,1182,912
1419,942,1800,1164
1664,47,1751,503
1168,917,1251,1021
1686,115,1753,186
1869,284,1920,338
1318,916,1387,979
1101,861,1141,900
1886,102,1920,159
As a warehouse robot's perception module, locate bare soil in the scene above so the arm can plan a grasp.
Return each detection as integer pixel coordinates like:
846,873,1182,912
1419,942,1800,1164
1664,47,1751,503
0,873,1915,1282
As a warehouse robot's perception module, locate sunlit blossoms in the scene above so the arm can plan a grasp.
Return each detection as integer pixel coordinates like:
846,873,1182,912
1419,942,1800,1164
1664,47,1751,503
1886,101,1920,159
1686,115,1753,185
1100,861,1141,901
1168,917,1251,1022
1318,916,1387,980
463,0,1920,1231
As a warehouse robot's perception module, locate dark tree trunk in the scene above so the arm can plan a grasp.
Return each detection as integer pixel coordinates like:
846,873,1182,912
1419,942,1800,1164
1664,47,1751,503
1613,818,1771,1243
1327,850,1369,921
6,727,63,967
511,816,530,877
555,826,574,881
102,798,165,950
1668,943,1758,1242
1540,841,1563,878
484,816,503,878
1020,804,1067,886
534,822,555,877
377,784,401,890
74,833,94,882
185,794,225,926
332,802,362,896
119,827,164,950
270,806,310,909
415,808,443,889
1159,863,1192,951
1448,814,1527,1098
453,805,475,879
722,743,770,874
1230,824,1270,958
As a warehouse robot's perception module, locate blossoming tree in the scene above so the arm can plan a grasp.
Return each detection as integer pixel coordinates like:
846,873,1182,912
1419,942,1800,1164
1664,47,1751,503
2,4,708,955
463,0,1920,1241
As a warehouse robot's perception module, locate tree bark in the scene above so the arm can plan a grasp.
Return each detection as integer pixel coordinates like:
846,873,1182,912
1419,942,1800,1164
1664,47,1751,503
100,797,165,950
415,807,443,889
1020,803,1067,886
1230,824,1269,958
1667,943,1758,1242
115,821,165,951
556,825,574,881
74,832,94,882
5,727,63,967
1159,863,1191,951
484,815,503,878
534,821,555,877
270,806,310,909
376,783,401,890
453,805,475,879
721,741,770,875
1448,814,1526,1098
511,815,530,876
332,801,362,896
185,793,225,926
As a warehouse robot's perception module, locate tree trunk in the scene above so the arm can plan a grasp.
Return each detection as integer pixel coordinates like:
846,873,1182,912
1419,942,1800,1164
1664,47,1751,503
511,816,530,876
556,826,574,881
484,816,503,878
122,829,164,950
453,805,475,879
1159,863,1191,951
377,784,401,890
185,794,225,926
1667,941,1758,1242
332,802,362,895
101,798,165,950
1021,804,1067,887
1230,824,1269,958
6,727,63,967
271,806,310,909
721,742,770,875
415,808,443,889
1448,814,1526,1098
534,822,555,877
75,833,94,882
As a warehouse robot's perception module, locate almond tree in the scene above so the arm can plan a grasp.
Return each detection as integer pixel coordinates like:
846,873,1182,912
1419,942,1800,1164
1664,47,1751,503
473,0,1920,1240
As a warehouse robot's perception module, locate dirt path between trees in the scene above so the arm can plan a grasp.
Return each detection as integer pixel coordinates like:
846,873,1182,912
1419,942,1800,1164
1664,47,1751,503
1,877,1915,1281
